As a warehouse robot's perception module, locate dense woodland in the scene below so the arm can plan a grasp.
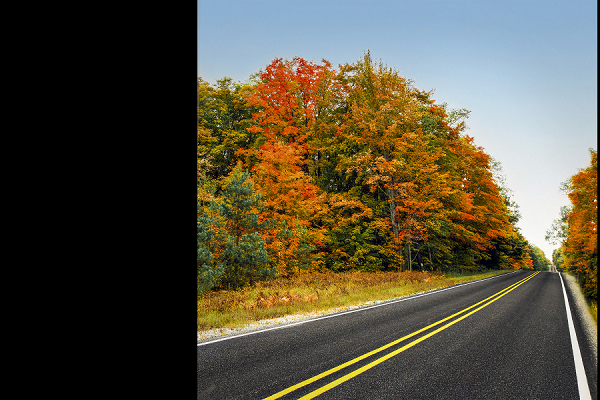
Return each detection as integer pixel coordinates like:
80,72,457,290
198,53,553,296
548,149,597,300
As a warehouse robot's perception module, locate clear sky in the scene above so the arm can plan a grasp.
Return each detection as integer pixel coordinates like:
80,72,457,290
198,0,597,261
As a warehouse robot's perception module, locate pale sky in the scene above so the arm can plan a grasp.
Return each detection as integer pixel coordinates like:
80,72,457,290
198,0,597,261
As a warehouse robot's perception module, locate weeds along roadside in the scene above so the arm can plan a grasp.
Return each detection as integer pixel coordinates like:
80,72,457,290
587,301,598,325
566,270,598,324
197,269,515,332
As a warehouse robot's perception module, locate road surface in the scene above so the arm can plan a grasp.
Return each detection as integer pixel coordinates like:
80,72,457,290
197,271,597,399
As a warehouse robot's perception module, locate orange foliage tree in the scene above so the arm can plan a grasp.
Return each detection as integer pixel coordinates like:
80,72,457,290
241,57,336,276
198,52,534,291
335,53,453,270
563,149,597,299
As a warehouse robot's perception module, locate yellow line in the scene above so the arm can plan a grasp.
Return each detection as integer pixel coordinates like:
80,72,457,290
263,271,539,400
298,271,539,399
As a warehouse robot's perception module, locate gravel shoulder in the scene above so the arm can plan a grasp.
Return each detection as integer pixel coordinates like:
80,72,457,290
561,272,597,362
197,297,394,344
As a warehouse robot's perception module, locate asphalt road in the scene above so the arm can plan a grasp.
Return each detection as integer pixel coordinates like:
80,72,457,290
197,271,597,399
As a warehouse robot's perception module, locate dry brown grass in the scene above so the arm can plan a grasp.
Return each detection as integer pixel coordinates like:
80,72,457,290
197,269,512,332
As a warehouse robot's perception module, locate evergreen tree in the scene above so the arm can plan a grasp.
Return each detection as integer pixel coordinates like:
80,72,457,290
214,163,274,289
197,177,225,296
197,201,225,296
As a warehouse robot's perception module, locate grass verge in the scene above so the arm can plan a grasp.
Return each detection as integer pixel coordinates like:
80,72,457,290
565,271,597,325
587,301,597,325
197,269,515,334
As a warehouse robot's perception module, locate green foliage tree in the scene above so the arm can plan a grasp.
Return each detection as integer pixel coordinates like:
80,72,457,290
198,202,225,297
552,247,565,271
206,164,274,290
197,176,225,296
529,245,550,271
321,191,391,272
198,77,260,181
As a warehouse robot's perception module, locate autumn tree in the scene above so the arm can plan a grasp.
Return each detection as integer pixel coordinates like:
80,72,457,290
249,143,324,276
199,53,534,279
444,131,524,271
561,149,597,299
243,57,338,162
241,57,337,276
410,104,481,271
334,52,456,271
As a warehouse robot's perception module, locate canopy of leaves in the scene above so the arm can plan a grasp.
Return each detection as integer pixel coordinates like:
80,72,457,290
550,149,597,299
198,52,535,294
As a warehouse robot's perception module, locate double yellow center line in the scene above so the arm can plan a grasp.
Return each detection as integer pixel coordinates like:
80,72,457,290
264,271,540,399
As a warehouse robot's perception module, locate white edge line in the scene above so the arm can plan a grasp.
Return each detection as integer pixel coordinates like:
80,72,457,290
198,271,519,347
558,272,592,400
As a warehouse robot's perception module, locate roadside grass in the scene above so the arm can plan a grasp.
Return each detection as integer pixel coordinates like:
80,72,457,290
197,269,515,333
587,301,597,325
565,271,597,325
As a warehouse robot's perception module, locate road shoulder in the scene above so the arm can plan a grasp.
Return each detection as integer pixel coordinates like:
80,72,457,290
561,271,597,399
561,272,597,360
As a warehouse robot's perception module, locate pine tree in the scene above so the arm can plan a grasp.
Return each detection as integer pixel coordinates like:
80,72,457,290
197,201,225,296
197,177,225,296
213,163,274,289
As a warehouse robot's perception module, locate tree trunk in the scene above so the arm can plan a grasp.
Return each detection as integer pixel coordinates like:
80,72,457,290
408,241,412,271
388,188,403,270
427,242,433,271
416,241,423,271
